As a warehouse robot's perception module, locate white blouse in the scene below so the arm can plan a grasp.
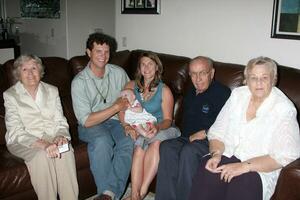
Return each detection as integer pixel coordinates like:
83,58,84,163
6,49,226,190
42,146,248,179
208,86,300,200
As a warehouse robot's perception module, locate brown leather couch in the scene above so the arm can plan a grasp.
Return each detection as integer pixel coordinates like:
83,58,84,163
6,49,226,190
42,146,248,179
0,49,299,200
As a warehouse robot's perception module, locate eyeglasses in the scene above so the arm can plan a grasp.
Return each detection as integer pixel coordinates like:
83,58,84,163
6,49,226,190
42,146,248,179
189,70,211,78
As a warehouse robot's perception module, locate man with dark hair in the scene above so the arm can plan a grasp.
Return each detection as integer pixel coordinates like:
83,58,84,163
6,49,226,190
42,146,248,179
155,56,231,200
71,32,133,200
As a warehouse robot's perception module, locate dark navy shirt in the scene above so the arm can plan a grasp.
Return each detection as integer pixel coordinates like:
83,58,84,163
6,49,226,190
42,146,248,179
181,81,231,138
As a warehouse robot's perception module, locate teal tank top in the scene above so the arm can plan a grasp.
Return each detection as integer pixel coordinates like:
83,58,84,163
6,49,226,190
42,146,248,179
134,82,163,123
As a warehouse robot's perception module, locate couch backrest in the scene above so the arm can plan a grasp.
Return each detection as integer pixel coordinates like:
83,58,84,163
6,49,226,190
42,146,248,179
0,65,9,145
276,65,300,123
1,50,299,146
59,51,300,133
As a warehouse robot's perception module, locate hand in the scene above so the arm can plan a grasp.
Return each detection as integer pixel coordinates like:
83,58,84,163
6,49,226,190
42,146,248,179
144,122,159,139
114,97,130,112
205,154,222,173
189,130,206,142
32,139,50,150
124,125,139,140
53,136,68,146
216,162,250,183
45,143,61,158
132,124,148,137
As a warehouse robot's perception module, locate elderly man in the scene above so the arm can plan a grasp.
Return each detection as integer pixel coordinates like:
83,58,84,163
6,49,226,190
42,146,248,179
71,33,133,200
155,56,231,200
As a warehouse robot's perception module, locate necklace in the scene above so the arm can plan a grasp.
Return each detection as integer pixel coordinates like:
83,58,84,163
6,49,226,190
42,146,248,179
140,87,156,102
140,91,150,101
91,74,110,103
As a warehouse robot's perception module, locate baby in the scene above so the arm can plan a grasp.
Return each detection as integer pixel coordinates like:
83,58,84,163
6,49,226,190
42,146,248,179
121,89,157,137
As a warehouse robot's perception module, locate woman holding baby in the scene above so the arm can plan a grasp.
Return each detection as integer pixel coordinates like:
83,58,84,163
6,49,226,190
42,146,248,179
120,52,180,200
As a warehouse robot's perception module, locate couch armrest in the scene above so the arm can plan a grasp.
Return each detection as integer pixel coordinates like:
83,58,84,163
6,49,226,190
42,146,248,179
271,158,300,200
0,114,6,145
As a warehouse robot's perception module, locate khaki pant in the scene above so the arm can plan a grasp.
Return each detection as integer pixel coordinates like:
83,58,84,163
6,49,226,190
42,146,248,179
8,144,79,200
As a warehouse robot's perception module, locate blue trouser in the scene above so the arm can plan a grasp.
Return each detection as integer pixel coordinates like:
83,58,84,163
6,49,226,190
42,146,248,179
78,119,134,200
155,137,209,200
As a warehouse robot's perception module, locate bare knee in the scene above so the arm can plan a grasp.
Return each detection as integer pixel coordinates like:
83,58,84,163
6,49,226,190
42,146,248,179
148,140,161,151
133,146,145,156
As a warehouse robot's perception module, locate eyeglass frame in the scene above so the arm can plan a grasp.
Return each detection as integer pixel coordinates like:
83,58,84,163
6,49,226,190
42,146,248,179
189,69,212,79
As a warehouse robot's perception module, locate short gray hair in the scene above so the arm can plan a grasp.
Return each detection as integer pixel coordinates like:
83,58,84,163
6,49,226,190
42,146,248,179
189,56,214,70
244,56,277,85
13,54,45,82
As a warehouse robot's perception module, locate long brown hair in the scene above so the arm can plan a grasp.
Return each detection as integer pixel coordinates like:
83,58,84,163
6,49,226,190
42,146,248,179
135,51,163,93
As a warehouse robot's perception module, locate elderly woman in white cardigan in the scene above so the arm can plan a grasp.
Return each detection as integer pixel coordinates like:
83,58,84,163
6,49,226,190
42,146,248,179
4,55,78,200
189,56,300,200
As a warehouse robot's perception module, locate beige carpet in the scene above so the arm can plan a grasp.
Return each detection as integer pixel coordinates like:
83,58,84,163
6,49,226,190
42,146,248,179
122,184,155,200
85,184,155,200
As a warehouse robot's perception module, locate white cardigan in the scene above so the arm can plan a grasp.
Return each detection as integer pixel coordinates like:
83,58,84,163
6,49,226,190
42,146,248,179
208,86,300,200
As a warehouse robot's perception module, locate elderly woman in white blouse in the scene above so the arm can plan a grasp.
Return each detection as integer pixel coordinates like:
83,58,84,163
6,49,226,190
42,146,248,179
188,57,300,200
4,55,78,200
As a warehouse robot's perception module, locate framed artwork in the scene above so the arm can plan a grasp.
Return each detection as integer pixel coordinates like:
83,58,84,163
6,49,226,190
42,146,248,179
20,0,60,19
0,0,5,19
121,0,160,14
271,0,300,40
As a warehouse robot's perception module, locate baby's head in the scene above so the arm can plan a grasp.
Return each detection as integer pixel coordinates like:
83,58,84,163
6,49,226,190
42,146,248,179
121,89,143,113
121,89,136,105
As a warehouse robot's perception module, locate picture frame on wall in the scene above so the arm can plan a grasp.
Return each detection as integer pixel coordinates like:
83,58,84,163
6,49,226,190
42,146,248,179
122,0,160,14
271,0,300,40
20,0,60,19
